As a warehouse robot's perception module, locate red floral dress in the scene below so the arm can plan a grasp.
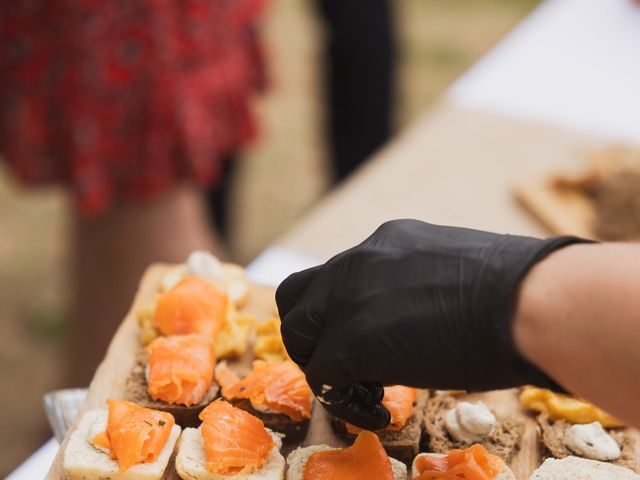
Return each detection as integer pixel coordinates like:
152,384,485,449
0,0,266,215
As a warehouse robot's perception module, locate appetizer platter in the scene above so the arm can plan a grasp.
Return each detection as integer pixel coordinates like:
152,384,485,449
514,147,640,241
47,252,640,479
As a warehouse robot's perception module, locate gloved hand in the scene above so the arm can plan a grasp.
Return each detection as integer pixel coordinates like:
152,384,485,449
276,220,588,430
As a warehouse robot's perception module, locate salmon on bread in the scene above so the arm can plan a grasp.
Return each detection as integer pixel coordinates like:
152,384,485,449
286,431,407,480
214,360,312,441
63,399,181,480
412,444,515,480
333,387,429,464
146,334,216,407
154,276,228,340
175,400,286,480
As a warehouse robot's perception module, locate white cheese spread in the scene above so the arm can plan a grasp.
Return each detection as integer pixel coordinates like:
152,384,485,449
186,250,224,282
445,401,496,443
161,251,224,291
161,265,188,291
565,422,621,461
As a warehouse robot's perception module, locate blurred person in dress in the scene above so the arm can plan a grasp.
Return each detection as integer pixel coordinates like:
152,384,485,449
0,0,267,385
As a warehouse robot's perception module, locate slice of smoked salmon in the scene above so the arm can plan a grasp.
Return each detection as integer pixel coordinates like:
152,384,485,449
146,334,215,406
153,276,228,340
346,385,417,434
214,360,312,421
199,399,274,475
383,385,417,430
90,399,175,471
303,431,394,480
414,444,504,480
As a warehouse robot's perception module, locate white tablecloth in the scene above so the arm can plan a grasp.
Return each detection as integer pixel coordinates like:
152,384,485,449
7,438,59,480
450,0,640,144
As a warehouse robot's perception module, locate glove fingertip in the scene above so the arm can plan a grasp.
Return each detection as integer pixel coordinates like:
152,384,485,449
342,400,391,432
319,382,391,431
275,265,322,317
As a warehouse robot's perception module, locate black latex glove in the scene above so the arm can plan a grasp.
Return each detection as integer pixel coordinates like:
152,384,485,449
276,219,588,430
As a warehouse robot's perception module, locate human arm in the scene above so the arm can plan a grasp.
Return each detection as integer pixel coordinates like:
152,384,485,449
514,242,640,428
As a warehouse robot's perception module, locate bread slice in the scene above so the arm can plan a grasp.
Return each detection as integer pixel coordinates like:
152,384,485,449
411,453,515,480
229,399,311,444
332,390,429,465
285,444,407,480
175,427,285,480
63,409,181,480
423,394,524,462
125,351,219,428
529,456,640,480
536,412,636,470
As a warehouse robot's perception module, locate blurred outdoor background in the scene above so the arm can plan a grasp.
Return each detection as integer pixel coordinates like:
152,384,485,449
0,0,540,475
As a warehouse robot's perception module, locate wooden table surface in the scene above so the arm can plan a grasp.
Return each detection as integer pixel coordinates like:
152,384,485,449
276,100,608,261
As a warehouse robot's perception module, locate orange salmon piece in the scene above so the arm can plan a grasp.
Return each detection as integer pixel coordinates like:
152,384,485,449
384,385,418,430
90,399,175,471
303,431,394,480
153,277,228,340
215,360,312,421
414,444,504,480
199,400,274,475
146,334,215,406
347,385,417,434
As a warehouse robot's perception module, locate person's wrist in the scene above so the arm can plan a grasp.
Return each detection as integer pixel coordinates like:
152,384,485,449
490,235,592,391
512,249,552,370
512,243,585,389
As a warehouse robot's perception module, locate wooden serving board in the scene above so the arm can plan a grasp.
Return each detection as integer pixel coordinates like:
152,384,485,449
47,264,638,479
45,264,349,480
513,177,597,239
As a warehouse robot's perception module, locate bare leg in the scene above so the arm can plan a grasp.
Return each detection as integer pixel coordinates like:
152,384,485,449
65,184,221,387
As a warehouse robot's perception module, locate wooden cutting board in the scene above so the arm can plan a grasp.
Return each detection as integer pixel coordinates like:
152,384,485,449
46,263,637,479
513,177,597,240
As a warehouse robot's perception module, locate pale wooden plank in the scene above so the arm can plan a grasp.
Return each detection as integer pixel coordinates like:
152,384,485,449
513,178,597,239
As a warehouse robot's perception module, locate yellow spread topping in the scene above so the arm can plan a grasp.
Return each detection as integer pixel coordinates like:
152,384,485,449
215,306,255,358
138,303,254,358
519,387,624,427
137,305,157,346
253,317,289,362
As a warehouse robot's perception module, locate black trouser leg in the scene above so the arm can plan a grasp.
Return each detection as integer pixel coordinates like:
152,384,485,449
206,155,236,238
316,0,397,182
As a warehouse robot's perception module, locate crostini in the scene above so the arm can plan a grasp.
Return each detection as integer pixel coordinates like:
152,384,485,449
139,270,254,359
520,387,635,469
286,431,407,480
423,393,524,462
126,334,218,427
332,386,429,464
411,444,515,480
214,360,313,442
161,251,251,308
63,399,181,480
175,400,285,480
529,456,640,480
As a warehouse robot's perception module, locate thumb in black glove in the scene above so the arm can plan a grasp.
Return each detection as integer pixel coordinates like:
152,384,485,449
276,219,588,430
